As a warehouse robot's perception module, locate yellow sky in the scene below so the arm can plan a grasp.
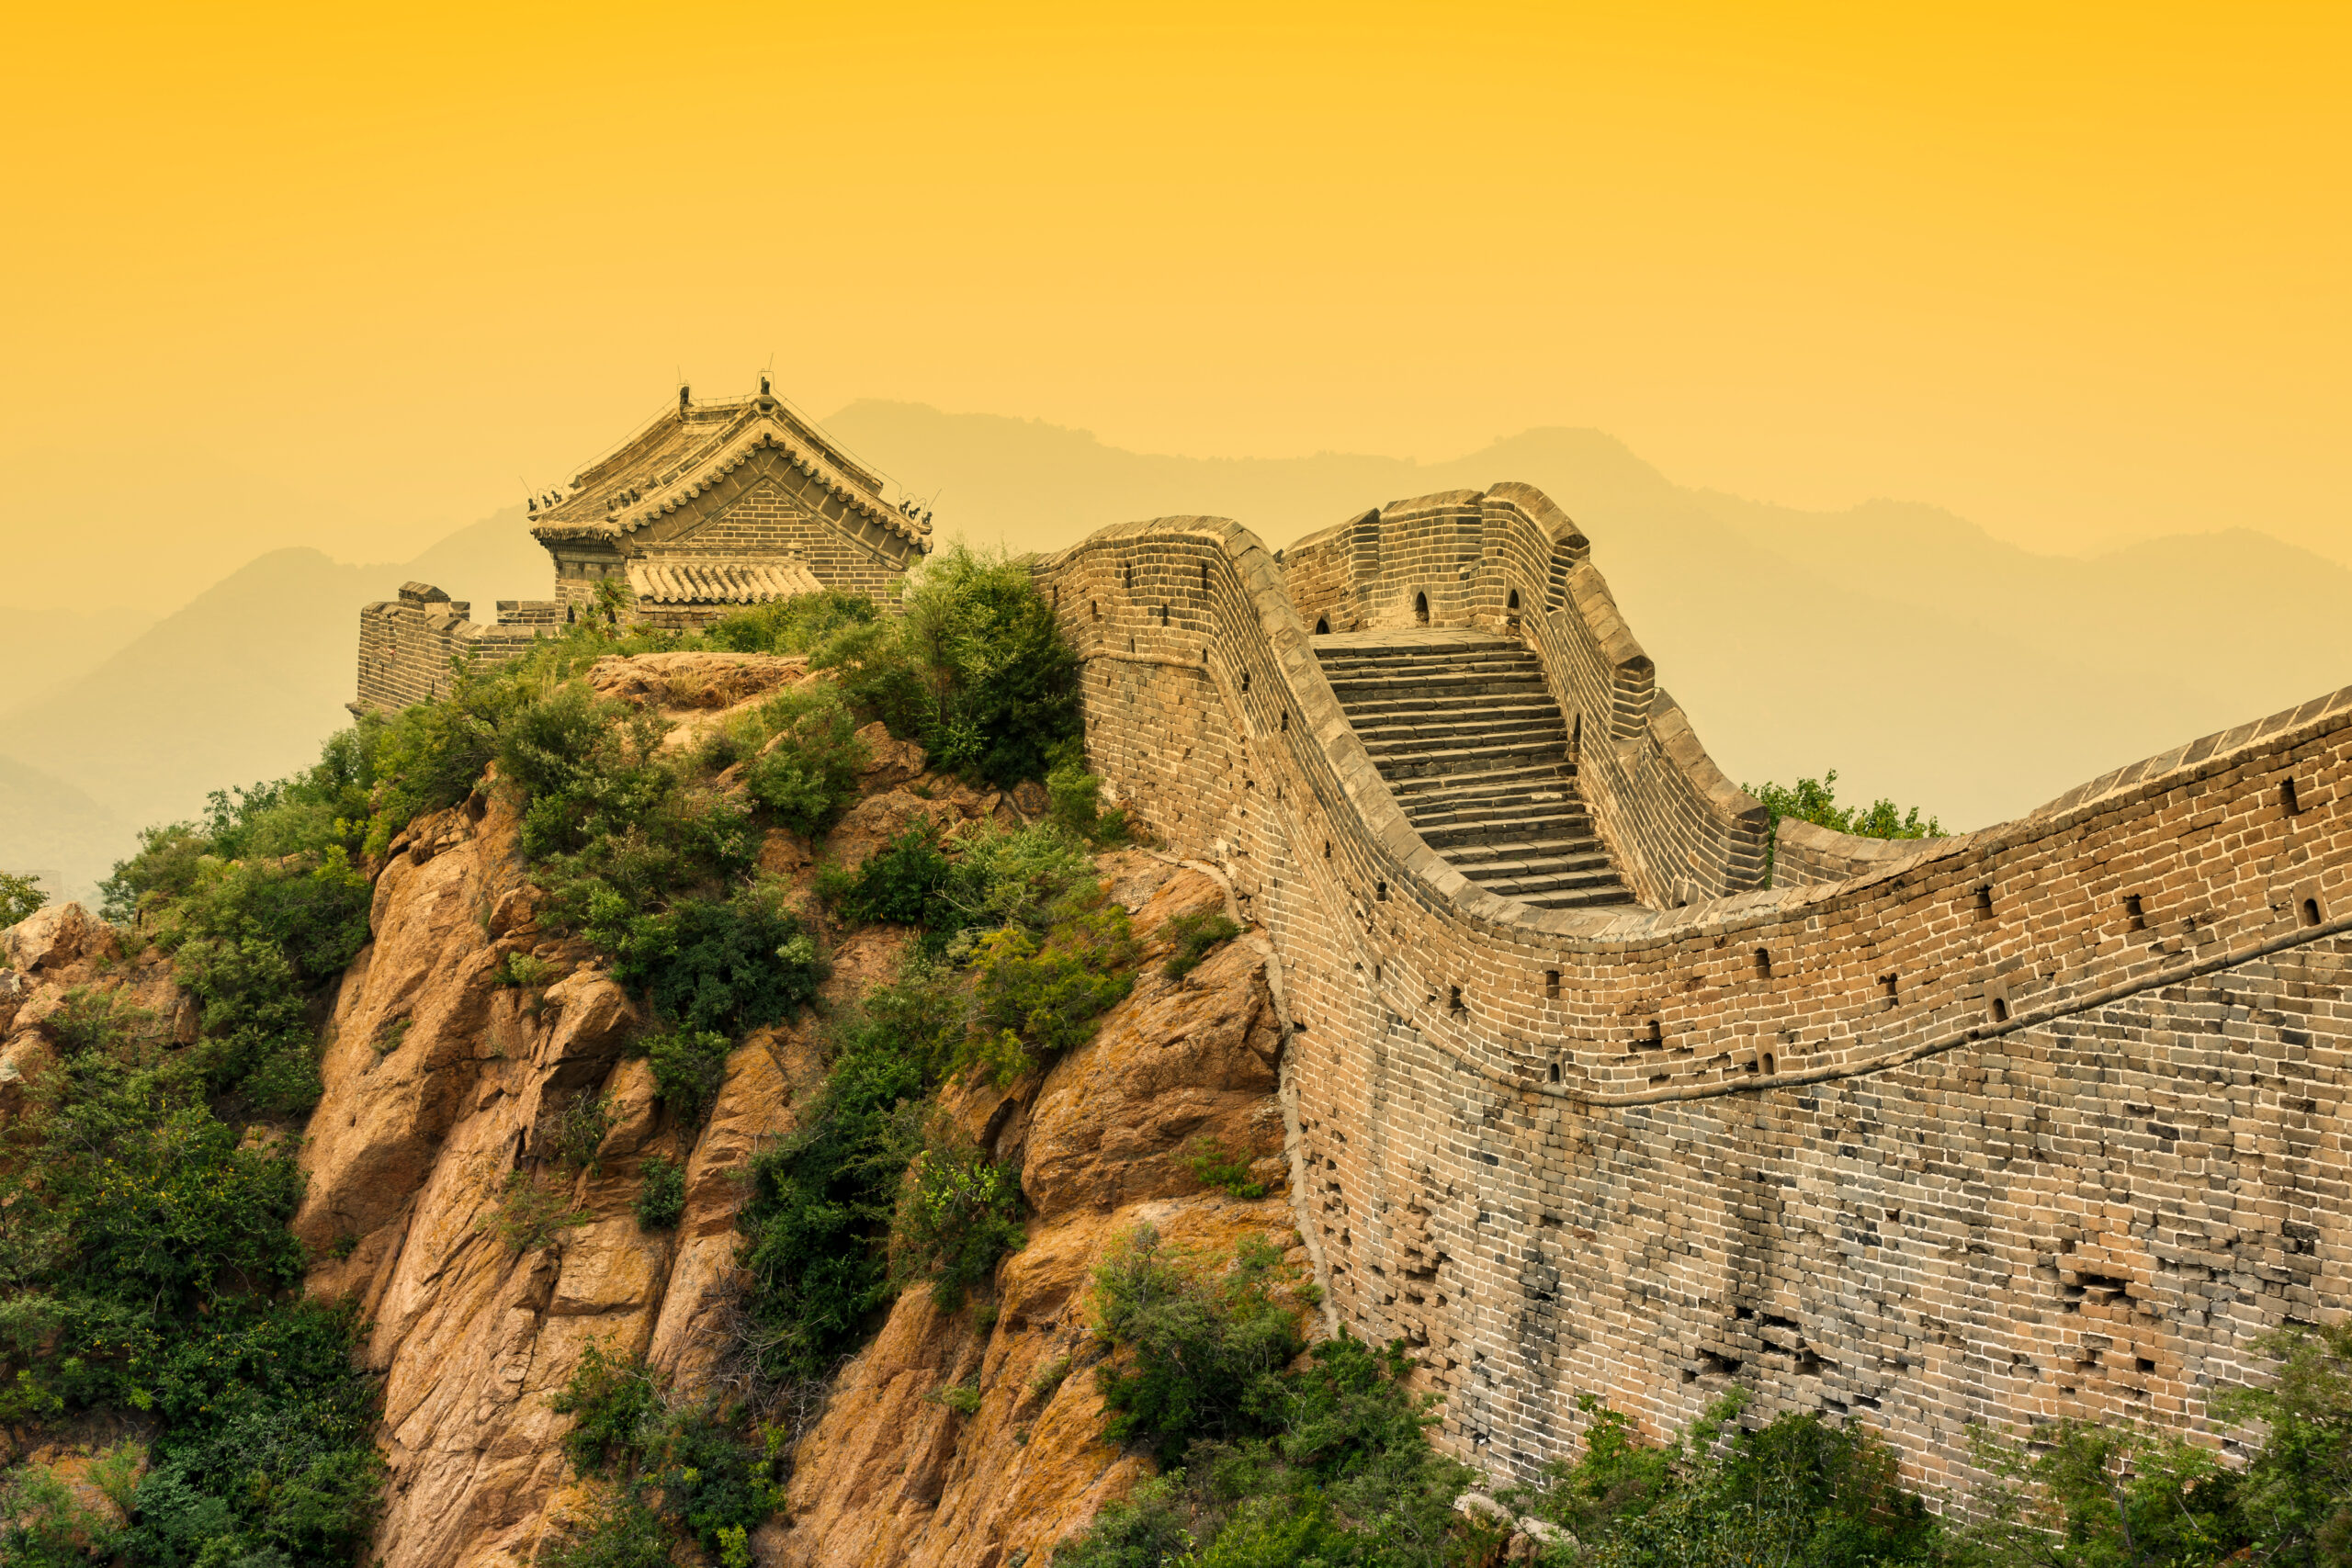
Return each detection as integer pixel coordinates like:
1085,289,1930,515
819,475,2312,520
4,2,2346,605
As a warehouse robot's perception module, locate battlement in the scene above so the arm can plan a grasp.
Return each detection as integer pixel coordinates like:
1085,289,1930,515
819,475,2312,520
1035,487,2352,1496
350,589,563,714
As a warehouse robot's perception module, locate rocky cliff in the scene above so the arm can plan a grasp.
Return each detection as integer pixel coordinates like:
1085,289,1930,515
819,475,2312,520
0,650,1304,1566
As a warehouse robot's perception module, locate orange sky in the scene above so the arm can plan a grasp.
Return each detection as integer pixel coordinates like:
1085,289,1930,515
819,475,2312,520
4,2,2346,607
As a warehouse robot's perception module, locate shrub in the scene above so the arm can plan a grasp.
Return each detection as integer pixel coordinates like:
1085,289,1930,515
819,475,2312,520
641,1025,734,1130
634,1155,686,1231
891,1115,1025,1309
1030,1353,1075,1404
817,544,1080,788
606,879,826,1035
1162,909,1242,981
541,1488,675,1568
821,825,956,928
0,870,46,931
0,1458,125,1565
1059,1236,1475,1568
547,1344,783,1558
1515,1392,1941,1568
702,590,879,656
553,1092,620,1173
964,884,1138,1081
744,685,869,837
142,849,372,1112
477,1170,589,1254
497,950,565,987
1745,769,1942,885
1090,1225,1304,1466
550,1342,662,1474
1186,1136,1268,1201
936,1381,984,1416
736,964,965,1381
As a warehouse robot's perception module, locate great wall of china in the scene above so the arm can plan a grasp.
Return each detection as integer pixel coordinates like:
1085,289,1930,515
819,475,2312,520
1030,484,2350,1495
358,477,2350,1496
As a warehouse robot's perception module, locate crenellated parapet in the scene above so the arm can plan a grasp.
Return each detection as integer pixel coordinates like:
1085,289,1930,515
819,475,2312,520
1035,488,2352,1498
351,583,563,715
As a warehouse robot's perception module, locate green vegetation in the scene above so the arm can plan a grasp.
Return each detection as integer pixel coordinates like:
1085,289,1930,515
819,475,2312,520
1058,1225,1476,1566
1185,1135,1269,1201
1745,769,1945,885
633,1155,686,1231
739,820,1141,1382
1162,908,1243,980
475,1169,590,1255
0,994,384,1564
1509,1393,1938,1567
1046,742,1138,846
640,1025,735,1129
742,684,869,837
891,1113,1026,1309
0,868,47,930
11,570,1095,1558
545,1343,782,1563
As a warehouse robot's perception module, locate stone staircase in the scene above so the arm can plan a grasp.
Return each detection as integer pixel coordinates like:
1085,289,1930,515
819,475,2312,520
1314,629,1638,911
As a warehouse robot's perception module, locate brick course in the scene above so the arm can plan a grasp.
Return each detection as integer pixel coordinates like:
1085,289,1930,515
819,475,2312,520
1032,491,2352,1495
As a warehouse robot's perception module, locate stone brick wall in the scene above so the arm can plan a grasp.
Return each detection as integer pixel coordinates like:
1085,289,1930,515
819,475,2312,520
351,585,560,713
1282,484,1767,907
1034,501,2352,1496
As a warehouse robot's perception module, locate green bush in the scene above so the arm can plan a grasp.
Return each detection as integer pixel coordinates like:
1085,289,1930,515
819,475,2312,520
815,544,1080,789
553,1092,619,1173
964,884,1138,1082
744,685,869,838
641,1025,735,1129
891,1115,1025,1309
0,870,46,931
634,1155,686,1231
0,994,385,1563
821,825,956,929
1745,769,1943,885
736,964,964,1381
1510,1391,1939,1568
550,1341,663,1474
131,849,373,1113
541,1488,675,1568
476,1170,589,1254
1162,909,1242,980
1059,1233,1475,1568
605,879,825,1036
1185,1136,1268,1201
702,589,881,656
547,1344,783,1558
1090,1225,1304,1466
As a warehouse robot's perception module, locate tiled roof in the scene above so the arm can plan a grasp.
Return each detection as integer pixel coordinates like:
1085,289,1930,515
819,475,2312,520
627,556,824,605
530,393,931,551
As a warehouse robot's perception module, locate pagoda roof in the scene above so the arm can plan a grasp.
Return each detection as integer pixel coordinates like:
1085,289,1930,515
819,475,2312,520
530,391,930,550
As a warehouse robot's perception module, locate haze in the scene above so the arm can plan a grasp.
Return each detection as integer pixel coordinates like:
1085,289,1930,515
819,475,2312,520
3,3,2348,894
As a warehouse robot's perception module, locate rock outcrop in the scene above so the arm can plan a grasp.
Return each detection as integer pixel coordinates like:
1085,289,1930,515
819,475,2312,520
2,655,1306,1567
769,857,1298,1568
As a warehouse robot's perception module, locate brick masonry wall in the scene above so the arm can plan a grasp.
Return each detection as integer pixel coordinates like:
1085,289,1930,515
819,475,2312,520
352,590,559,712
1034,504,2352,1496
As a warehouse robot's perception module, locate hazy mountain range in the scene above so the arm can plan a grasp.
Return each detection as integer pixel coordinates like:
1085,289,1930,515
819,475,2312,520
5,404,2346,902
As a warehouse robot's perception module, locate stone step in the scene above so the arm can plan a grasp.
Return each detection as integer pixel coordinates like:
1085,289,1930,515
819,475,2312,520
1357,719,1568,753
1442,839,1616,872
1341,692,1562,723
1314,637,1637,911
1336,671,1552,700
1370,735,1568,777
1417,815,1603,850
